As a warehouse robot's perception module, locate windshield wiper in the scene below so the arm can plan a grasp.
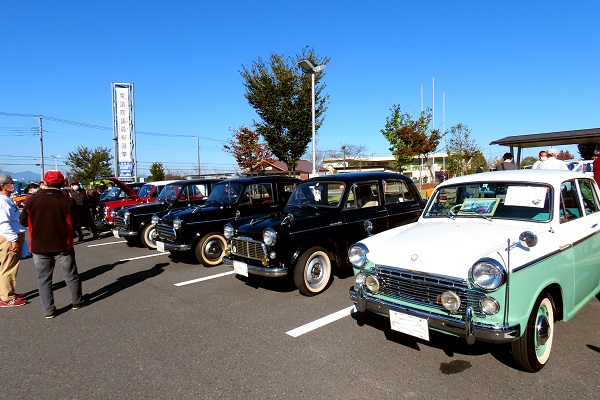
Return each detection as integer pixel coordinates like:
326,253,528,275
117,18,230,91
456,210,493,221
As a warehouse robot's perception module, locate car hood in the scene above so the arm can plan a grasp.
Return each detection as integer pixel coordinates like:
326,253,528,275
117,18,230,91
359,219,548,279
232,208,330,235
161,204,226,221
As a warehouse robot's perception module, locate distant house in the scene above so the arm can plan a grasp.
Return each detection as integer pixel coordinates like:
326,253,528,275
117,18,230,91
244,160,326,180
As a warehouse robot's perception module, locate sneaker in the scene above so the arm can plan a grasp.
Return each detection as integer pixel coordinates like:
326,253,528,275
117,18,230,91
45,313,55,319
13,293,26,299
72,294,90,310
0,298,27,307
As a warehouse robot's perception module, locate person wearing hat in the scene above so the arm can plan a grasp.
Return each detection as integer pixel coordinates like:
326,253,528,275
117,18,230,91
19,170,89,319
0,174,28,308
539,148,568,170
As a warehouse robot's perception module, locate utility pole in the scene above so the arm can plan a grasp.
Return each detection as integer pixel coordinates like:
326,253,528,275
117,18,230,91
35,115,44,178
197,136,201,177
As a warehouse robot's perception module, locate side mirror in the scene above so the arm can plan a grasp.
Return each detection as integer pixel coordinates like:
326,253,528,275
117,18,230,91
364,220,373,236
519,231,538,248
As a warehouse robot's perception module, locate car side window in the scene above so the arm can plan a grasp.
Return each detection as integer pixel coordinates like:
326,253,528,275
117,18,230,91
559,181,583,223
384,180,414,204
246,183,273,205
277,182,296,204
345,181,379,209
576,179,600,215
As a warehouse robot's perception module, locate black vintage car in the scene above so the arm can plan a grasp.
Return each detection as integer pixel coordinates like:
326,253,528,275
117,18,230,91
223,172,426,296
112,178,222,248
154,176,300,266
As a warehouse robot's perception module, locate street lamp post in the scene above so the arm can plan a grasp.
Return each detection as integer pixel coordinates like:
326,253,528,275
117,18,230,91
51,155,60,170
298,59,326,177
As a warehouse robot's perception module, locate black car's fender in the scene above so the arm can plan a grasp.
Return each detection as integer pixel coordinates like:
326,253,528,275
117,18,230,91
289,235,344,272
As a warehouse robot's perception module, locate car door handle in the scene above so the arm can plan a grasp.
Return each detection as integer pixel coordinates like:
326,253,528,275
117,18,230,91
559,244,572,250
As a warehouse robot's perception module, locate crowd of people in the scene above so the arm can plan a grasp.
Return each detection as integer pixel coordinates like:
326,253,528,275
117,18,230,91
0,171,90,318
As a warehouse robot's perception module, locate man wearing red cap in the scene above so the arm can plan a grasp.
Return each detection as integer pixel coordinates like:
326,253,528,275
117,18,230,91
19,170,89,319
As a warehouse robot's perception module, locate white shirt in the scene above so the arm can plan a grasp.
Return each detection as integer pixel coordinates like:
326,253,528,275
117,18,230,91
538,157,569,170
0,194,26,242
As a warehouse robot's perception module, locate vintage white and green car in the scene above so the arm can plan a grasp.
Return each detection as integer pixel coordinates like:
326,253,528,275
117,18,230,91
349,169,600,372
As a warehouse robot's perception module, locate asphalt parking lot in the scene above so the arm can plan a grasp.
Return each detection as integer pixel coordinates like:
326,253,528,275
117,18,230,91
2,232,599,399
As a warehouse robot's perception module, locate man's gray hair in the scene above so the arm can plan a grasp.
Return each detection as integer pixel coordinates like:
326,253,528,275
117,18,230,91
0,174,13,185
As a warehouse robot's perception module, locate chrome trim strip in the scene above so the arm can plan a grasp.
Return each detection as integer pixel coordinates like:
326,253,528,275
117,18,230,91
349,285,520,343
116,230,138,237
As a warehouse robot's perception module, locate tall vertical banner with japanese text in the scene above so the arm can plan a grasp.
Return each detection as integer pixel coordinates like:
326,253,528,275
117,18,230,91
112,83,135,180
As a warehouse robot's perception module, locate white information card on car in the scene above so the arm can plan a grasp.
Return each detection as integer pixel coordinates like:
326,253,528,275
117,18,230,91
233,261,249,277
156,241,165,253
389,310,430,341
112,230,120,238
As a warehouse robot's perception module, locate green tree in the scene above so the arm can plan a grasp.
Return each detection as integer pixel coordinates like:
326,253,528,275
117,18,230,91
223,127,274,175
520,156,538,168
381,104,441,172
445,124,482,177
578,143,599,160
149,162,165,181
240,46,329,175
65,146,112,182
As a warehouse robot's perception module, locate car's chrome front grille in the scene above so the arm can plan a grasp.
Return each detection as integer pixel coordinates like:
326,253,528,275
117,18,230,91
156,223,177,241
230,237,267,261
113,216,127,230
375,265,486,316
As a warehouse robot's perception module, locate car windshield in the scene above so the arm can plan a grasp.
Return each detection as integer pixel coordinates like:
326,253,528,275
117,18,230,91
286,181,345,209
105,186,123,201
137,185,153,198
206,182,245,205
424,181,552,222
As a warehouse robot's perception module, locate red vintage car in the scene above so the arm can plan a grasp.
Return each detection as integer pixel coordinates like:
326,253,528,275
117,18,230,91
95,178,174,231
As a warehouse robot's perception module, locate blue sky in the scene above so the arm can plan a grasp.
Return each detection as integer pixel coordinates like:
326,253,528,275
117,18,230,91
1,1,598,179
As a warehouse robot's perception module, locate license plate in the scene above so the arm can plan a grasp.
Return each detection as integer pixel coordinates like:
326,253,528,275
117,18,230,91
156,241,165,253
233,261,248,277
389,310,430,341
112,230,120,238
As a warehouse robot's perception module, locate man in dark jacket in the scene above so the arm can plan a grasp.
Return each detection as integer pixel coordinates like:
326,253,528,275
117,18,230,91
19,170,89,319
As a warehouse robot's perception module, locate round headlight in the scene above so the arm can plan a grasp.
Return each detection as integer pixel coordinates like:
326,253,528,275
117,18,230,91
348,243,368,268
440,291,461,312
470,259,506,290
151,215,159,225
224,224,234,240
480,297,500,315
355,272,366,286
123,210,130,221
110,209,118,218
173,217,182,230
364,275,380,294
263,228,277,246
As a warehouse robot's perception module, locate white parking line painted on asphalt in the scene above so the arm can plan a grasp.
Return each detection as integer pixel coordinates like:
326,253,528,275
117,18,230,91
174,271,236,286
119,252,170,262
286,305,356,337
87,240,127,247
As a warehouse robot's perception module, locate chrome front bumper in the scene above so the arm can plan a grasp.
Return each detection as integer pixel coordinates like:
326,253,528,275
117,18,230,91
117,230,137,237
223,257,288,277
349,285,520,344
160,241,192,252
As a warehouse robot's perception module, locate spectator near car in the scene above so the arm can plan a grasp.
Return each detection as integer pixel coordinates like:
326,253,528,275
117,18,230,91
154,176,300,266
223,172,425,296
113,178,222,249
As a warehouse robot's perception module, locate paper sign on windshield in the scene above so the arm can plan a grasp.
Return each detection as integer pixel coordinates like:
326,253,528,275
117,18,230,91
504,186,547,208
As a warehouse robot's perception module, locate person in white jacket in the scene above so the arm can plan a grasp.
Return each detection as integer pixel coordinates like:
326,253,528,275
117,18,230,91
0,174,27,308
539,148,568,170
532,150,548,169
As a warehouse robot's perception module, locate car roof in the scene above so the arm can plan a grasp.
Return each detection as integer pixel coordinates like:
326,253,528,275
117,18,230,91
142,180,177,186
439,169,592,188
301,171,411,183
168,178,224,185
217,176,301,184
